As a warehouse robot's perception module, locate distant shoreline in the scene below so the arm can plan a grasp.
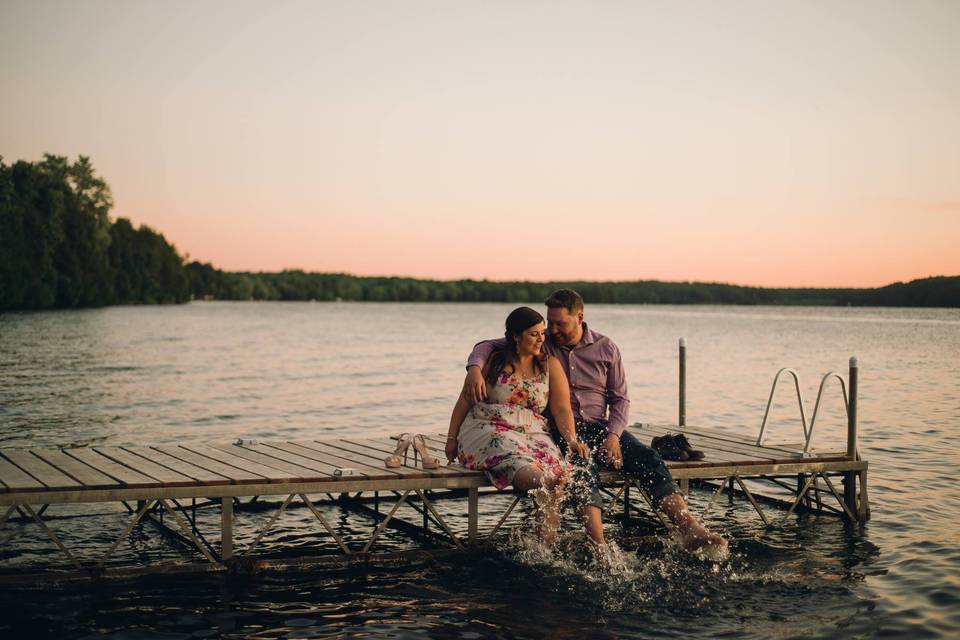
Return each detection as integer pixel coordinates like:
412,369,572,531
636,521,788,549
3,156,957,312
186,266,960,308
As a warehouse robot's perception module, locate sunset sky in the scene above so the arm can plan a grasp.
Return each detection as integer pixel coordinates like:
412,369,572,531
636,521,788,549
2,0,958,287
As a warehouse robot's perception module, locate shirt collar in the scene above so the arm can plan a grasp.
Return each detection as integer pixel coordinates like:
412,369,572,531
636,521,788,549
578,322,597,346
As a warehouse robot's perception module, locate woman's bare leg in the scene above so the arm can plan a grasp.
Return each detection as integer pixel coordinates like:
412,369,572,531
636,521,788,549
582,506,605,547
513,464,565,546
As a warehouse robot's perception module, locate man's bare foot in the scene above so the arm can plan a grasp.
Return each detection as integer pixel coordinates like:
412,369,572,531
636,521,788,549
659,492,729,560
678,526,729,561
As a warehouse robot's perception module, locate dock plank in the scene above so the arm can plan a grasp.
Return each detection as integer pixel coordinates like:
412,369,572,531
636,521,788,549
181,444,295,483
639,424,806,457
91,447,198,487
331,438,473,478
152,446,266,484
0,454,46,493
231,444,336,478
134,448,231,486
250,442,356,477
673,428,803,458
678,435,811,461
302,440,431,479
630,425,804,461
32,449,118,489
209,444,333,482
662,439,778,463
388,436,508,478
273,441,407,479
2,450,83,491
66,448,160,488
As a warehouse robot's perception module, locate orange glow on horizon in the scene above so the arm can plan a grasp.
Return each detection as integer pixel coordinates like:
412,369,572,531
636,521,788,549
3,2,958,290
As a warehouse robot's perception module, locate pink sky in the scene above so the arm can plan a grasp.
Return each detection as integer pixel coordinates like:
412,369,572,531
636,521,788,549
2,1,958,288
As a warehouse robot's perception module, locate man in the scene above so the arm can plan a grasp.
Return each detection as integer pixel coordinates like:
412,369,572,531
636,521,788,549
464,289,727,557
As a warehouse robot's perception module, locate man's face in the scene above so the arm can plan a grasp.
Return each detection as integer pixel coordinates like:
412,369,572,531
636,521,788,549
547,307,583,346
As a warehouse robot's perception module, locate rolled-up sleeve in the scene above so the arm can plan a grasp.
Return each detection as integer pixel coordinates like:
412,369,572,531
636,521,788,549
605,343,630,436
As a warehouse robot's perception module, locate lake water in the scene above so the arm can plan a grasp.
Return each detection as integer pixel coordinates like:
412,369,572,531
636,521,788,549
1,302,959,639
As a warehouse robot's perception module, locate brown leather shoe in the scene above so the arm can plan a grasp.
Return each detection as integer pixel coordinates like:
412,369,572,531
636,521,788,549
651,434,689,461
672,433,705,461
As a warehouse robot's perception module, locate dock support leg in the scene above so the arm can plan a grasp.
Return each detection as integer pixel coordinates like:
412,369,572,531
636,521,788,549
858,470,870,521
221,497,233,561
733,475,770,527
414,490,463,549
844,356,860,518
701,477,731,519
422,491,428,533
467,488,478,544
678,337,686,427
818,473,857,522
679,478,689,496
158,499,220,565
22,504,83,570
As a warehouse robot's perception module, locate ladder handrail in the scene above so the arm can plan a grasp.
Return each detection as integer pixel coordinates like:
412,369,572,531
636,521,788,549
804,371,849,454
756,368,808,447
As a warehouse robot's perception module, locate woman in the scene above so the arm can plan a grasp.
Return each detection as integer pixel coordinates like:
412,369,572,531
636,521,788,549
445,306,591,546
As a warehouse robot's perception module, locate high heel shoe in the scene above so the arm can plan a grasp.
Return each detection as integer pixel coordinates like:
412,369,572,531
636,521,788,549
384,433,413,468
412,434,441,469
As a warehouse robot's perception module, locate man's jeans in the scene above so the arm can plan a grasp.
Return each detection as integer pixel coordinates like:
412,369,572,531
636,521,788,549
551,421,680,511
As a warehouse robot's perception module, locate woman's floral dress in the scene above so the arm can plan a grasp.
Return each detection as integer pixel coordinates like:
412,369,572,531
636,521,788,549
457,366,568,489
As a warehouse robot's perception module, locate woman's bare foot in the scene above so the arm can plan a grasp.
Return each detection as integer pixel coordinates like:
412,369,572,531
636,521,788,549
514,464,567,548
533,485,563,547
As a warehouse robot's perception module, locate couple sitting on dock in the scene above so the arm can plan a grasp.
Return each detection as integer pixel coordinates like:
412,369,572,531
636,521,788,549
445,289,728,559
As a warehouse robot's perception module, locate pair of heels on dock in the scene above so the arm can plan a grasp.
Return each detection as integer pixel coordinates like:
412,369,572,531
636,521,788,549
384,433,441,469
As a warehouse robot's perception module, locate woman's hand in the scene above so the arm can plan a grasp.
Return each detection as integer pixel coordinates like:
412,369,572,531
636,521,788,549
445,437,459,463
568,440,590,461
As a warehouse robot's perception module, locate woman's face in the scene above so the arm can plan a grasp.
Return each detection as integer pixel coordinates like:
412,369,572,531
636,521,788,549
515,321,546,356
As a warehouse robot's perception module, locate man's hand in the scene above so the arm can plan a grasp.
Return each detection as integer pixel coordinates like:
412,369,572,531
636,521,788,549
463,366,487,405
601,433,623,469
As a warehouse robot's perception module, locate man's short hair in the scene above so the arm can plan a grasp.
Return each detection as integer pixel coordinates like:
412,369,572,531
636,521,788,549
544,289,584,314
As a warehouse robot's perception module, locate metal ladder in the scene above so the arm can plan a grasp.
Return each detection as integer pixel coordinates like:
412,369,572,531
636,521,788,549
755,367,849,455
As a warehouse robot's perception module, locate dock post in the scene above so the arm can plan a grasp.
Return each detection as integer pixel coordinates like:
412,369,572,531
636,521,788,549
467,488,478,544
679,338,686,427
843,356,859,520
221,497,233,560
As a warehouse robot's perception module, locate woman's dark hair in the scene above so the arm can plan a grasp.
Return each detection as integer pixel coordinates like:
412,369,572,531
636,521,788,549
485,306,546,384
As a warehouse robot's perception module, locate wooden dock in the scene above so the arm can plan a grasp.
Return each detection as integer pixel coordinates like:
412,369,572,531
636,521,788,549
0,424,869,577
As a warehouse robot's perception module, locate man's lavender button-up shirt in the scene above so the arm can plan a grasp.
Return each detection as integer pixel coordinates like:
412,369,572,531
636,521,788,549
466,322,630,437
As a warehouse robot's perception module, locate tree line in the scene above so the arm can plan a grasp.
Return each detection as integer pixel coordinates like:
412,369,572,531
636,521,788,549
184,265,959,307
2,155,957,311
0,155,189,310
